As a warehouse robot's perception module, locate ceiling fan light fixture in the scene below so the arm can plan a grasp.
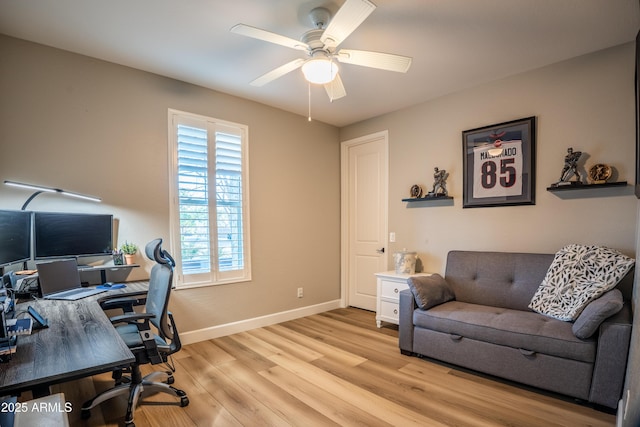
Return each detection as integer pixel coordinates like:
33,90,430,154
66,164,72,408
302,58,338,85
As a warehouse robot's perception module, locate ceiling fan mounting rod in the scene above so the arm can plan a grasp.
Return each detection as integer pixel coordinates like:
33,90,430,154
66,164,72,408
309,7,331,30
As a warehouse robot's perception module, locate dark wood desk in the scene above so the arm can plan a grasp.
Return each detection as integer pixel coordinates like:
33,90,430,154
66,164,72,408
78,263,140,285
0,281,148,397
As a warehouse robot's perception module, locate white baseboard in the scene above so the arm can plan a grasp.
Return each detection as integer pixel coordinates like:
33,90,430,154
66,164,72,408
180,299,344,345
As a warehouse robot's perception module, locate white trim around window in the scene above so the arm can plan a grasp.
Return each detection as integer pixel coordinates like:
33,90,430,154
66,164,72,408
167,109,251,288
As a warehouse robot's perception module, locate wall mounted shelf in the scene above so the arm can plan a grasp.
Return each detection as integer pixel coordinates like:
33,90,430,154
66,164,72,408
402,196,453,203
546,181,627,192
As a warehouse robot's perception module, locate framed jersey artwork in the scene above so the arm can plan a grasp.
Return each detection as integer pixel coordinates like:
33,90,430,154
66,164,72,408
462,116,536,208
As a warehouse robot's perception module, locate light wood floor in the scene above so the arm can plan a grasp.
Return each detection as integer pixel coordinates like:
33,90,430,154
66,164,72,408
49,308,615,426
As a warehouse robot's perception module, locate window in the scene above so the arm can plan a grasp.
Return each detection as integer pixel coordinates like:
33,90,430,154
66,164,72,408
168,110,251,287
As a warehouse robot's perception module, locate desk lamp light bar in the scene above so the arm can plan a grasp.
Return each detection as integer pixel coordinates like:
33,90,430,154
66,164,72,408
59,190,102,202
4,180,101,210
4,181,57,193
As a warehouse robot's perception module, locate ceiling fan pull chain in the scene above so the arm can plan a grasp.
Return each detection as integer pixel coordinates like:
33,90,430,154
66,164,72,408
308,82,312,122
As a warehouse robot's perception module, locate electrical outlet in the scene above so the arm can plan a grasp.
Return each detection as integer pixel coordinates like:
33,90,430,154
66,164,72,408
297,287,303,298
389,232,396,242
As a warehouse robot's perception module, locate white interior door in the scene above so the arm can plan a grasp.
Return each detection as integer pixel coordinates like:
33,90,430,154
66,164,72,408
341,131,388,311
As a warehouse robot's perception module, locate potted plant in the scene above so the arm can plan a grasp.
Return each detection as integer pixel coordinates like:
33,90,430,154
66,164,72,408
120,241,138,265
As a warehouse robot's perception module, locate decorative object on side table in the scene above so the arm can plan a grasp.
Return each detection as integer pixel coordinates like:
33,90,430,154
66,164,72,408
551,147,583,187
394,249,417,274
462,116,536,208
588,163,612,184
120,241,138,265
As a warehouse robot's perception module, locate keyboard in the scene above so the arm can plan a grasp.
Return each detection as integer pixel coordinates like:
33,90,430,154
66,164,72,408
54,288,89,298
45,287,105,300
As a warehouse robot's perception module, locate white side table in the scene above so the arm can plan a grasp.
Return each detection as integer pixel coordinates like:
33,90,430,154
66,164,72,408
375,271,432,327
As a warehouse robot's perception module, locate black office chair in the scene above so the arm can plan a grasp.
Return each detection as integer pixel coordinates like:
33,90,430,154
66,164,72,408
81,238,189,427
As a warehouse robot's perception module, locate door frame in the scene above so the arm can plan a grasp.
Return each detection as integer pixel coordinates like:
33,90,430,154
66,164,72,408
340,130,389,307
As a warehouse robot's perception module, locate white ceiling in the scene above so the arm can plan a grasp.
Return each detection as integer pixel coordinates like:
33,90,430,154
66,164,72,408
1,0,638,127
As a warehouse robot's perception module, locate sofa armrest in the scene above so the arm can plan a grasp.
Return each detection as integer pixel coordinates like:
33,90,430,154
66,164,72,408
399,289,417,354
589,303,632,408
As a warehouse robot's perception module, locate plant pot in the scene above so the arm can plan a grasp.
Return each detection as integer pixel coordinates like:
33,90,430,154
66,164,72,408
124,254,135,265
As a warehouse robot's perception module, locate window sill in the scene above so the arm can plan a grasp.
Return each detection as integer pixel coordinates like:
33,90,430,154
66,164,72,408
174,276,252,290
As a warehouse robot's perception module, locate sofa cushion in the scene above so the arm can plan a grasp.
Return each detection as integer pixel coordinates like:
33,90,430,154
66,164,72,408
407,274,455,310
413,301,596,363
444,251,554,311
529,244,634,321
572,289,624,339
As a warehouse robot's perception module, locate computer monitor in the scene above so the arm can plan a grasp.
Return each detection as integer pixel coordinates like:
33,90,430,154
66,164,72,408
0,210,31,268
34,212,113,259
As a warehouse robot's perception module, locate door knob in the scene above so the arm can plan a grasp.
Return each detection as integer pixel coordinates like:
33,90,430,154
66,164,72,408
376,247,385,254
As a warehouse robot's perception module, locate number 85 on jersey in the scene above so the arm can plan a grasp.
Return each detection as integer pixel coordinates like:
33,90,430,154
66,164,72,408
473,140,523,199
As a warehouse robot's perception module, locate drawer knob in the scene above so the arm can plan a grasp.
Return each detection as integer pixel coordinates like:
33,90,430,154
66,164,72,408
393,309,398,315
394,288,399,293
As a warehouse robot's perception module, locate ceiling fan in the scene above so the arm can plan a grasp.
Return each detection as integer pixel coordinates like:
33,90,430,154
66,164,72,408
230,0,412,101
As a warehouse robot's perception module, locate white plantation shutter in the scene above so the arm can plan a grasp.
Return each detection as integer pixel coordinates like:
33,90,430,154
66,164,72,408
215,131,245,272
169,110,251,287
177,124,211,275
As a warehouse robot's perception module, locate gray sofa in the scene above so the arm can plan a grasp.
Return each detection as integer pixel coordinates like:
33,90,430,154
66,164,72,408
399,250,634,409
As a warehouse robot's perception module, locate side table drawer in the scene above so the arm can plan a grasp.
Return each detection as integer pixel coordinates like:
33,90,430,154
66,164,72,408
379,300,400,322
380,280,409,300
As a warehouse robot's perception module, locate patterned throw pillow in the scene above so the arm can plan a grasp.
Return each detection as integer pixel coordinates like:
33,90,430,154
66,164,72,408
529,244,634,321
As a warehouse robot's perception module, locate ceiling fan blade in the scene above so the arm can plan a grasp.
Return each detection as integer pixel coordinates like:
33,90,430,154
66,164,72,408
230,24,309,51
321,0,376,48
250,58,307,87
336,49,412,73
324,73,346,101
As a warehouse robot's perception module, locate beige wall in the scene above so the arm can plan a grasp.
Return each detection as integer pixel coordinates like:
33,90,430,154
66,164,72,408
341,42,637,275
341,42,639,421
0,35,341,333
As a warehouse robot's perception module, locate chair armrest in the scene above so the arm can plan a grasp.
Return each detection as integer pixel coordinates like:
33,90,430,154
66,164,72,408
589,304,633,408
110,312,155,326
112,311,165,366
98,291,147,313
399,289,418,354
98,290,148,301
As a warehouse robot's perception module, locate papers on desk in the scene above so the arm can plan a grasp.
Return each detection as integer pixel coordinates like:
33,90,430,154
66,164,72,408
6,318,33,336
15,270,37,276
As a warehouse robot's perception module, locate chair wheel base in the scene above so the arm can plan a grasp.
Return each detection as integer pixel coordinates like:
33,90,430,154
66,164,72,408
180,396,189,407
81,409,91,420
